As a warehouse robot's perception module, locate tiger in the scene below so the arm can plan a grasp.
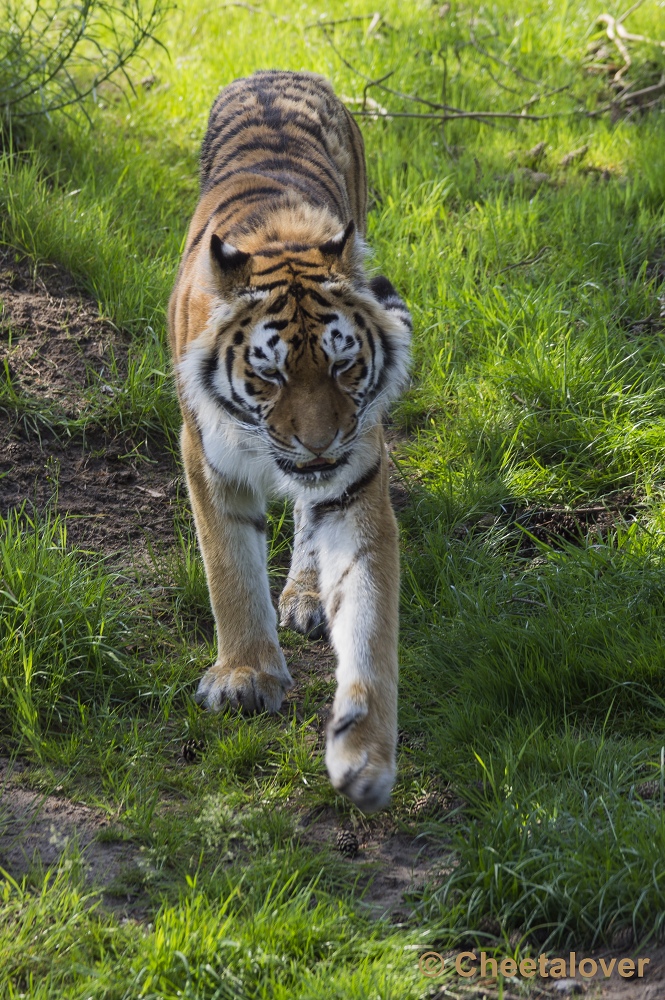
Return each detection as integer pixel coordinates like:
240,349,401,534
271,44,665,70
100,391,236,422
168,70,412,812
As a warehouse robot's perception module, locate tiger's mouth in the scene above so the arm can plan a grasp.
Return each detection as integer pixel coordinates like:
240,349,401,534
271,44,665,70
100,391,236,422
276,455,349,478
295,456,337,470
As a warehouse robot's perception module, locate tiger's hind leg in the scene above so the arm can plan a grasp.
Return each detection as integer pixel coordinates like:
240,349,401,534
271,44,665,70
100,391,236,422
278,498,327,640
181,422,293,714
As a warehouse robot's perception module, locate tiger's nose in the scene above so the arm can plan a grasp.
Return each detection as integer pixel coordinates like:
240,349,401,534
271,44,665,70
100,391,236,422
295,432,336,456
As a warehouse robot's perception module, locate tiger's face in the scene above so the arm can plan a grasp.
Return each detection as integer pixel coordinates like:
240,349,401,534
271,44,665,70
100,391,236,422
181,223,411,486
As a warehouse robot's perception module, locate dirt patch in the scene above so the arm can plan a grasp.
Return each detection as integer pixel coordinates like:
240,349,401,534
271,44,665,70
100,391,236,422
298,802,453,922
514,493,641,553
0,422,179,552
0,757,146,915
458,493,642,556
0,250,178,553
286,639,336,693
0,253,130,416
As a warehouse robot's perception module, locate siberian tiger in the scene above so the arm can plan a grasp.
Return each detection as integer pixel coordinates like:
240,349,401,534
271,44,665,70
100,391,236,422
169,70,411,812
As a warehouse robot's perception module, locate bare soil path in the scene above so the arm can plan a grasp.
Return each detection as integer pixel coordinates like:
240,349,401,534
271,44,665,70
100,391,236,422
0,250,177,552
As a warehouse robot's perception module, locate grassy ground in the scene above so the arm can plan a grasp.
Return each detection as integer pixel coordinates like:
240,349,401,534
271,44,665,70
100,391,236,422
2,0,665,996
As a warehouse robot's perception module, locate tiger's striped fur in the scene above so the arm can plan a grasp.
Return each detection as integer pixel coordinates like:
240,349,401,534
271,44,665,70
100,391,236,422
169,71,411,812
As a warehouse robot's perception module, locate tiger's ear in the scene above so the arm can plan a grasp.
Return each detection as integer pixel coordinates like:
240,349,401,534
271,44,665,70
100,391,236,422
369,274,412,340
318,220,359,276
368,275,398,303
210,233,253,292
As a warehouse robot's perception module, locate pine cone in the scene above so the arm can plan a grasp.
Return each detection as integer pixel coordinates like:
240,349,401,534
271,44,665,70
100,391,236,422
410,792,443,819
508,928,525,948
181,738,206,763
636,779,660,800
477,916,501,936
336,830,359,858
611,925,634,949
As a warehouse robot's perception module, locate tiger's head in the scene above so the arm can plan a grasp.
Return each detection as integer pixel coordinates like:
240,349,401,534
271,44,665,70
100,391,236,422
179,220,411,485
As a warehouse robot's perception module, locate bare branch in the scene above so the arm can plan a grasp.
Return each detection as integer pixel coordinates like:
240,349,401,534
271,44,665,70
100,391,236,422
1,0,172,123
349,107,602,123
615,74,665,104
305,13,384,31
499,246,552,273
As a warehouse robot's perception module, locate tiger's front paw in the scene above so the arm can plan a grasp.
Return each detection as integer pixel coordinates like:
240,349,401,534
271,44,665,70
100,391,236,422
325,682,397,813
279,583,327,640
195,660,293,714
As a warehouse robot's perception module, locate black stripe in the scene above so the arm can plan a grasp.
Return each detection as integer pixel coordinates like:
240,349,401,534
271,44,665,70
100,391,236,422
213,183,284,219
185,185,284,261
209,129,334,179
365,326,376,381
207,157,344,211
202,351,219,394
266,294,289,314
237,178,328,224
332,713,358,737
254,242,321,258
253,260,291,276
345,110,364,211
212,389,259,427
186,222,210,258
252,278,290,293
372,325,394,395
253,257,322,275
224,344,259,417
202,115,274,171
285,114,327,149
307,288,334,306
208,135,291,175
300,273,336,284
310,459,381,525
229,513,267,532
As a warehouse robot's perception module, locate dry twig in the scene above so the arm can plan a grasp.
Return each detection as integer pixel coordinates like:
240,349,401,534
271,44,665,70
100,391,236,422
596,0,665,85
499,246,552,273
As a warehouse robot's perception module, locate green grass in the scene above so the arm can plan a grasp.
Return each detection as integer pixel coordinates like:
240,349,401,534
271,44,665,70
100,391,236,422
2,0,665,994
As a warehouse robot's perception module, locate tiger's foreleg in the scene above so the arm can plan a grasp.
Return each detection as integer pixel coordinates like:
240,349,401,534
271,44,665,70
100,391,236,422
181,421,293,713
278,498,327,639
310,441,399,813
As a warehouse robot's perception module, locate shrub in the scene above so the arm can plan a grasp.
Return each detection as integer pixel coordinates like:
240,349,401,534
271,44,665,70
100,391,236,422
0,0,169,126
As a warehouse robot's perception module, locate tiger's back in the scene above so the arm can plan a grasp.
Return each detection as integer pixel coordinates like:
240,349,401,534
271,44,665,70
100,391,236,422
199,70,366,233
